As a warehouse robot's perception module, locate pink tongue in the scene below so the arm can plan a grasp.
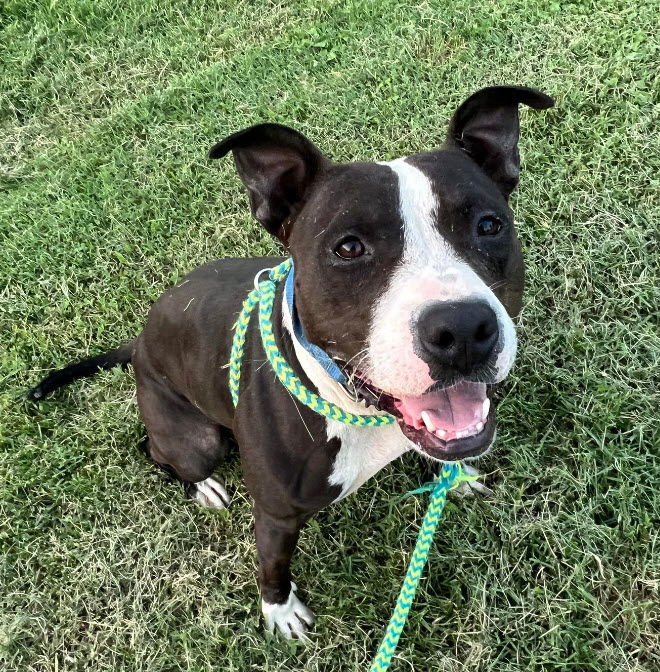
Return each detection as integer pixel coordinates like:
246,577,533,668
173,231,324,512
394,381,487,432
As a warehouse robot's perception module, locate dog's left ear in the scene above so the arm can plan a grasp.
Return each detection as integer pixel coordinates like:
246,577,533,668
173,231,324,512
209,123,329,242
445,86,554,198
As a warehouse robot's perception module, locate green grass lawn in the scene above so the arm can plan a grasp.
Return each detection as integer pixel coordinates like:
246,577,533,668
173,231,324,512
2,1,659,670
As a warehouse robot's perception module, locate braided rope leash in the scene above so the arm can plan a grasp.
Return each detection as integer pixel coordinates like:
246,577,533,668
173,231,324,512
228,260,478,670
229,258,395,426
370,463,475,671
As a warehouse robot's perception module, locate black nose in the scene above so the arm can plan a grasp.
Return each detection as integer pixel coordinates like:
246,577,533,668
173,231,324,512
415,300,499,375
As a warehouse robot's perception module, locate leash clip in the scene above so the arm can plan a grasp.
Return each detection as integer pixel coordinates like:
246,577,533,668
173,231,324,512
253,267,273,291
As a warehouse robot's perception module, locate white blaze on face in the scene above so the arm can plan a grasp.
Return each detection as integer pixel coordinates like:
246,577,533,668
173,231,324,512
366,157,517,397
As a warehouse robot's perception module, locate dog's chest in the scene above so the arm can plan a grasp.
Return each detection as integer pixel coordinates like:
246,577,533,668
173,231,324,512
282,297,411,501
326,421,409,501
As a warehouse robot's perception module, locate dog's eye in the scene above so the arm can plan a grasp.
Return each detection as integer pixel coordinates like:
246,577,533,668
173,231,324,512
334,236,365,259
477,216,503,236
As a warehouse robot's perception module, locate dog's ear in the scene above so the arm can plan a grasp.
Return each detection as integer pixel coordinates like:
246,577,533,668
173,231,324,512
209,123,329,242
445,86,554,198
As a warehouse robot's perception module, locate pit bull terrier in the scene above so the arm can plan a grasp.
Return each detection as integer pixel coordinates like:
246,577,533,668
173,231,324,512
28,86,554,639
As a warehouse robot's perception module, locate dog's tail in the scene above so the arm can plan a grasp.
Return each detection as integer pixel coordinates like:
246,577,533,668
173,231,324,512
26,340,135,401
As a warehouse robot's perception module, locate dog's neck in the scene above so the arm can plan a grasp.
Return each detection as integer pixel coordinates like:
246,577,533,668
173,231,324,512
280,276,380,419
282,265,347,385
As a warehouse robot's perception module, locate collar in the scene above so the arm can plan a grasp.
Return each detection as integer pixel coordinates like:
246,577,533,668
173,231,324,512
284,262,347,385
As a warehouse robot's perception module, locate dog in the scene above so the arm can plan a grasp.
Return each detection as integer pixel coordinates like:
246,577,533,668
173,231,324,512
28,86,554,640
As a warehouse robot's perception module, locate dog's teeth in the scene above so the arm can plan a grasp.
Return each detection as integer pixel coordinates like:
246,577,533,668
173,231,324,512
476,421,484,432
436,429,446,439
456,429,468,439
482,398,491,419
421,411,436,432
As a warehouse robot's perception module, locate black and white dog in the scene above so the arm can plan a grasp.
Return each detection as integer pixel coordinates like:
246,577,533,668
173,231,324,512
29,86,554,639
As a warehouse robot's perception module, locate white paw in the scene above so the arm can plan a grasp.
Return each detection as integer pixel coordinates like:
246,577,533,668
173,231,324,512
450,463,493,498
192,477,230,509
262,583,315,641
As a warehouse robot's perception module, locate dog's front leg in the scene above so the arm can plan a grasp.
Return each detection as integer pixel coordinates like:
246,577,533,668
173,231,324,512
254,507,315,640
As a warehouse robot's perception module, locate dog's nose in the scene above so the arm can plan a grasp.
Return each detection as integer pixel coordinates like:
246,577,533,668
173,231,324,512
415,301,499,375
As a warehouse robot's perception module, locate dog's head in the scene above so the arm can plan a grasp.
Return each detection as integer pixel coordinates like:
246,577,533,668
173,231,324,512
210,86,554,461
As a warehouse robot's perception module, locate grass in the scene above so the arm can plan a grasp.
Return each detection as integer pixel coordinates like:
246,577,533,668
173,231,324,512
1,0,658,670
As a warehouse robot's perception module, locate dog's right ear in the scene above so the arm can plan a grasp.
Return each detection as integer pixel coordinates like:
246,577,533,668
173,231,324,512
209,123,329,242
445,86,554,198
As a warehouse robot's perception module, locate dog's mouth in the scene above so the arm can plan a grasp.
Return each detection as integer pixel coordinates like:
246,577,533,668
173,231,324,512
352,377,495,461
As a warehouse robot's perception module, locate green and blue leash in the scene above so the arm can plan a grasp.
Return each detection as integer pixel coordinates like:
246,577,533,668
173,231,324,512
230,258,396,427
229,259,476,671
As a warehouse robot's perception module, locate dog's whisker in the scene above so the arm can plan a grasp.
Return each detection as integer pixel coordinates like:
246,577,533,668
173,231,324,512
278,373,315,442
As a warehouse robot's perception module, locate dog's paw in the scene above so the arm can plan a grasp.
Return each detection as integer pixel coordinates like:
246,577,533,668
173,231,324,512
191,477,230,509
262,583,315,641
450,463,493,499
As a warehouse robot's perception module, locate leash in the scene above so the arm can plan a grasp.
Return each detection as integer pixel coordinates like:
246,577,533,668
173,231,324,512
229,258,395,426
370,463,473,671
229,259,476,670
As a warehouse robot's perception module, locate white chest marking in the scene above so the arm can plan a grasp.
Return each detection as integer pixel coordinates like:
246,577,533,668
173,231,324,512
282,298,411,502
325,421,409,500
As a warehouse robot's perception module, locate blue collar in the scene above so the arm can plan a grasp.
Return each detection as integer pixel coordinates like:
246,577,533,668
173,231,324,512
284,263,347,384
